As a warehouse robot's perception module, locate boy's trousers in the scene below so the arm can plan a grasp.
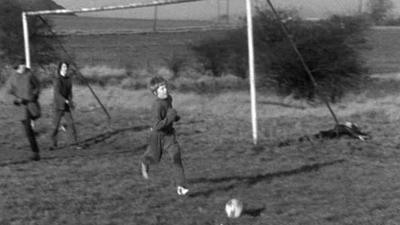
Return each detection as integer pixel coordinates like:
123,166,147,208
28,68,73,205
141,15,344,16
51,109,78,146
21,111,39,153
142,131,186,187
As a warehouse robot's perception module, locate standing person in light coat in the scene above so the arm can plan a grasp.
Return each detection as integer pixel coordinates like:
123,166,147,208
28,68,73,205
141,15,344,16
5,64,41,161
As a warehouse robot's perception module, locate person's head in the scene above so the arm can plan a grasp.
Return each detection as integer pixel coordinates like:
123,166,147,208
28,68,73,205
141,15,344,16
149,76,168,99
14,64,27,74
57,61,70,77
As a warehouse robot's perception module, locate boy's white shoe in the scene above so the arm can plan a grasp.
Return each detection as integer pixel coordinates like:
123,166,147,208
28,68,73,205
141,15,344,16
141,162,149,180
177,186,189,196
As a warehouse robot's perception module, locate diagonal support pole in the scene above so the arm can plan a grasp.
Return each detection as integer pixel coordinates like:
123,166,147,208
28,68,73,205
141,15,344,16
38,16,111,121
265,0,339,125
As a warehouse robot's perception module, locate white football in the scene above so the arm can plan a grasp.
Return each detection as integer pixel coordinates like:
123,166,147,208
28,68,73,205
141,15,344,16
225,198,243,218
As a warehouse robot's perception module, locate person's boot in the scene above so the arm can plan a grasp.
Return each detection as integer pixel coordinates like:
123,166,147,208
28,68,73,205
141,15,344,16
30,152,40,161
49,137,57,151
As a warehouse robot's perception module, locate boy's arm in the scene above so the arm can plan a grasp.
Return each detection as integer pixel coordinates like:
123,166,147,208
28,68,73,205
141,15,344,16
67,81,75,109
151,102,176,131
69,82,73,101
30,73,40,101
5,75,16,97
68,80,74,103
5,75,22,104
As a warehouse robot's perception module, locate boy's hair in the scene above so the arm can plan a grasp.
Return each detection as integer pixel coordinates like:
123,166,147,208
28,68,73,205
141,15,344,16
13,60,26,70
14,64,27,73
149,76,167,93
57,61,70,75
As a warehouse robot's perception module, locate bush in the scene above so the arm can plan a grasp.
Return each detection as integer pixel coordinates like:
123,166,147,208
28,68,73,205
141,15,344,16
191,28,249,78
171,75,246,94
383,17,400,25
191,8,370,102
191,39,231,77
257,13,370,101
162,53,188,79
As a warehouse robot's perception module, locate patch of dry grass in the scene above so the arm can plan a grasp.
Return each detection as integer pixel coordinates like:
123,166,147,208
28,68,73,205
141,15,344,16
27,84,397,121
2,79,399,124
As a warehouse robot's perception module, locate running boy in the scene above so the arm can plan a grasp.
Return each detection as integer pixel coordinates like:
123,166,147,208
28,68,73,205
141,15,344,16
141,76,189,196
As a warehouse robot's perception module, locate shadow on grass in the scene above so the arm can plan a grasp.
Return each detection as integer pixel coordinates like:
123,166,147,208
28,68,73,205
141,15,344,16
188,159,345,198
0,159,32,167
257,100,306,110
0,144,148,168
0,120,204,167
55,119,204,150
242,206,266,217
55,124,150,150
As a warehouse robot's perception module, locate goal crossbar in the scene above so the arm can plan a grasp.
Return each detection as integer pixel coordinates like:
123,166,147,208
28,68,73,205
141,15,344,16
22,0,204,69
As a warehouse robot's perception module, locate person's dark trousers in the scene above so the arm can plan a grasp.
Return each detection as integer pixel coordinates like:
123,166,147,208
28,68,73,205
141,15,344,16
165,136,186,187
142,133,186,187
21,118,39,153
51,108,78,147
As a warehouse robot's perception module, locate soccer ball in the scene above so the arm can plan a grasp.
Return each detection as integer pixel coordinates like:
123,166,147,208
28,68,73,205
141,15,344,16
225,198,243,218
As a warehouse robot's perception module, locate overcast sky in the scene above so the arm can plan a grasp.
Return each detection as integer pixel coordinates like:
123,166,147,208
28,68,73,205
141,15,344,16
53,0,400,20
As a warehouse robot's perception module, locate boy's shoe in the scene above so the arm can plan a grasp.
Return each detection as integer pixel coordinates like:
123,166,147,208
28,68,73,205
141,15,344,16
141,162,149,180
177,186,189,196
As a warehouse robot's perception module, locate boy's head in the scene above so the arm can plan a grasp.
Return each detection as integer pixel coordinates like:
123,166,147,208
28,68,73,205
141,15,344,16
57,61,70,77
149,76,168,99
14,64,27,74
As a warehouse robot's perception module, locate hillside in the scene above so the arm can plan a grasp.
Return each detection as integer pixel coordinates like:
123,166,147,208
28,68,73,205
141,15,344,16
50,15,215,35
15,0,64,11
47,23,400,75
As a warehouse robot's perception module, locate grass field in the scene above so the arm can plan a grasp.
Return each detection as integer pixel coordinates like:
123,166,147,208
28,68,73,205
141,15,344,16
60,30,228,69
1,83,400,224
362,27,400,73
2,18,400,224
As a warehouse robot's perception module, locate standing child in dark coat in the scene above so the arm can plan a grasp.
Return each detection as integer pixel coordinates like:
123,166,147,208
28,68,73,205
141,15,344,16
5,64,41,161
141,76,189,196
50,62,78,150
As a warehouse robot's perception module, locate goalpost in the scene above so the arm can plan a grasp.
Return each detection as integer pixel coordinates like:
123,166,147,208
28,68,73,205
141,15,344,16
22,0,258,144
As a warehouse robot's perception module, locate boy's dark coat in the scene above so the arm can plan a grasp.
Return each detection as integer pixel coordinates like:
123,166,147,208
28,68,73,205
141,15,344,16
53,75,73,110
